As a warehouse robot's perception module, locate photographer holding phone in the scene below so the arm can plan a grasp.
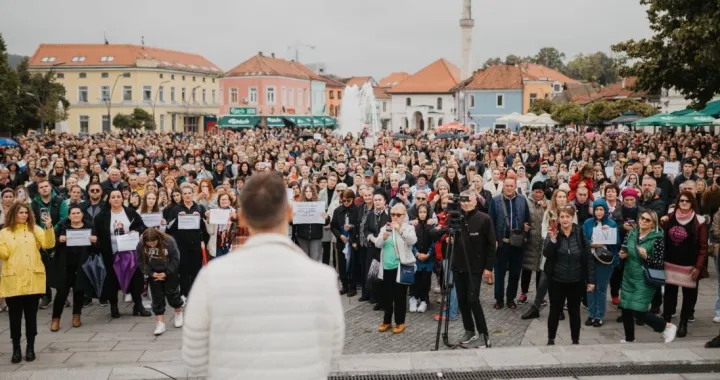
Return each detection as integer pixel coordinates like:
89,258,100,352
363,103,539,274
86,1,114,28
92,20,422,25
31,180,68,309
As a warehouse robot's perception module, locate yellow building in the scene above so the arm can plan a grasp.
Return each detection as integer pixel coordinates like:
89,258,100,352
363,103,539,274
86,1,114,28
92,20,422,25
28,44,222,134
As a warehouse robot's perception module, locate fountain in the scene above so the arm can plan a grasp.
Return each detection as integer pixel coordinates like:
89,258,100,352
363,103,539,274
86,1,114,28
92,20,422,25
338,82,380,139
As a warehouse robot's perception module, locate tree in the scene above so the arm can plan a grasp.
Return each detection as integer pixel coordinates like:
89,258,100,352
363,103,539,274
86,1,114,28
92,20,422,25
528,99,557,115
482,57,503,69
131,108,155,130
612,1,720,108
504,54,521,65
112,114,133,130
0,33,20,135
565,52,621,85
534,47,566,72
552,103,585,125
586,99,659,124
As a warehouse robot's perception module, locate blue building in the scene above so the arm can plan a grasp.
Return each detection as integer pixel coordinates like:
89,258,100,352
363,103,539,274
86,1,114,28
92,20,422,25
454,65,526,132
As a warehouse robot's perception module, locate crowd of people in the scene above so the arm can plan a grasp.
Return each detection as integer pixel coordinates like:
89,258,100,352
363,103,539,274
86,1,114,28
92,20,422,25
1,125,720,366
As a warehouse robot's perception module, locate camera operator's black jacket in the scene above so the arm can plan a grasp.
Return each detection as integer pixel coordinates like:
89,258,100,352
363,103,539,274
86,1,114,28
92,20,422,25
433,209,497,274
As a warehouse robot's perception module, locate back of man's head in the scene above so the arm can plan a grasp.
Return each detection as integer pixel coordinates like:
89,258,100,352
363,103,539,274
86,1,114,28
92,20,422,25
239,172,289,231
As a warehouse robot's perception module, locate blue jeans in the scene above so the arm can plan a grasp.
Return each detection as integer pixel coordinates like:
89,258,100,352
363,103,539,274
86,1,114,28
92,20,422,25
493,244,524,303
440,260,459,319
715,256,720,318
587,263,614,320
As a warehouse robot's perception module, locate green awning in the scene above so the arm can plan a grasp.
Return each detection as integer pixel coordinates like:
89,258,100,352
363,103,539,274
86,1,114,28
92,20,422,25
218,116,259,129
665,111,716,127
699,99,720,117
295,116,314,127
670,109,693,116
322,116,337,127
312,116,326,127
632,113,676,127
264,116,286,128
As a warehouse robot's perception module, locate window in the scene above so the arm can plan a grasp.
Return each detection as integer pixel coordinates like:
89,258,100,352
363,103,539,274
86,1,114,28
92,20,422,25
78,73,87,79
330,105,335,116
553,83,561,92
101,72,109,78
100,56,115,62
182,75,186,81
202,77,206,83
192,88,197,103
212,78,215,83
170,87,176,103
406,98,411,106
437,97,442,110
79,116,89,134
41,57,56,62
281,87,287,106
158,86,165,102
171,74,175,80
202,88,207,104
267,87,276,105
529,93,537,104
100,86,110,101
171,115,176,132
192,76,196,82
56,73,64,79
159,73,164,79
297,90,302,108
78,86,88,103
123,86,132,101
143,86,152,102
122,72,131,78
289,88,294,107
181,88,186,102
230,88,238,103
71,56,86,62
212,89,216,104
469,94,475,107
102,115,110,132
383,101,387,112
160,114,165,132
248,87,257,104
496,94,504,108
336,105,340,115
338,91,342,100
329,90,334,100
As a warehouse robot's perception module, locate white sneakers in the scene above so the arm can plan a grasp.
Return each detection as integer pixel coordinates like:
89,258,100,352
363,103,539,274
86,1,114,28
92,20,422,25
417,301,428,313
154,321,166,336
409,297,418,313
713,316,720,323
663,324,678,343
620,339,634,343
174,311,184,328
124,294,132,303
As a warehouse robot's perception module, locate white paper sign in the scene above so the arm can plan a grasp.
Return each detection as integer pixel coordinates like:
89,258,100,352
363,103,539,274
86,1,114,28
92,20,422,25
178,215,201,230
287,188,295,203
604,166,614,179
141,213,162,227
66,229,92,247
292,201,326,224
592,226,617,245
663,162,680,176
313,133,322,140
117,233,140,252
209,208,231,225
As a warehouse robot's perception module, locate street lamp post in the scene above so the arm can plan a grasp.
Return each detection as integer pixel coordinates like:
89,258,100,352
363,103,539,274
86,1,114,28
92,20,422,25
104,74,124,133
152,80,170,131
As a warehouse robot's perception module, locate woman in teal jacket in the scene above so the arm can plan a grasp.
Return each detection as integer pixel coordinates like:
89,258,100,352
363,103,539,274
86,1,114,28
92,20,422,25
582,199,620,327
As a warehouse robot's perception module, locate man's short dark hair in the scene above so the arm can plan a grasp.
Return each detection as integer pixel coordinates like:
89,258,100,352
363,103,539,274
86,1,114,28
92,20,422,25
239,172,288,230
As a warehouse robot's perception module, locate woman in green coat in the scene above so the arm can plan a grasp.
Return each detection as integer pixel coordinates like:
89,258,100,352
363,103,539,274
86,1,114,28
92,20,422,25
619,210,676,343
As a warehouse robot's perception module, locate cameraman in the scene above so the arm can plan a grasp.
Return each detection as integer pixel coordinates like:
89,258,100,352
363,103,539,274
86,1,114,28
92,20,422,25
450,190,497,345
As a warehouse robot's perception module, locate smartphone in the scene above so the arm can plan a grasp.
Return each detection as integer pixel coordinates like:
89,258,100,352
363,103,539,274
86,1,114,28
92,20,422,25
40,207,50,220
386,223,393,232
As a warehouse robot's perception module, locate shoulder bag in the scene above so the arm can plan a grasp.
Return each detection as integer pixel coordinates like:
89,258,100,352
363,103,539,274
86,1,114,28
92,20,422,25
393,229,415,285
636,234,665,287
501,197,525,248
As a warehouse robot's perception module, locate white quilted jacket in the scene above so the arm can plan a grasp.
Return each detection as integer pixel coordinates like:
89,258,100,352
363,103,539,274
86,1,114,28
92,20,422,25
182,233,345,380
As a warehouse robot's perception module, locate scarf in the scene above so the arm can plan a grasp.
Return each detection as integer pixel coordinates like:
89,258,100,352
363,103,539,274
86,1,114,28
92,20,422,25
674,208,695,226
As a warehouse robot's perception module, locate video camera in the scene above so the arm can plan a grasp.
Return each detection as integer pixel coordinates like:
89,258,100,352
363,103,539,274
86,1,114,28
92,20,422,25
446,194,469,230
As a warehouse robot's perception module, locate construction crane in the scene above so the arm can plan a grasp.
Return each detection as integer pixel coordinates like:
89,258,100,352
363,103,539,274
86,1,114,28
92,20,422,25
287,40,316,62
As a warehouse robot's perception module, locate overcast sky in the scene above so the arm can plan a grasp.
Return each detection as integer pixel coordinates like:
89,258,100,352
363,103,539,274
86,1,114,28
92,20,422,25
1,0,651,79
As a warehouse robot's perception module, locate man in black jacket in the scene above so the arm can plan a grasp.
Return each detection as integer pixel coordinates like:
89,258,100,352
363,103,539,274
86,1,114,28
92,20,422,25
450,190,496,347
651,162,674,207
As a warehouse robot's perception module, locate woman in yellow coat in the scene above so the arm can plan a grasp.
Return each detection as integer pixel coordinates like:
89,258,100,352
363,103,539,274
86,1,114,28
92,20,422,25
0,202,55,364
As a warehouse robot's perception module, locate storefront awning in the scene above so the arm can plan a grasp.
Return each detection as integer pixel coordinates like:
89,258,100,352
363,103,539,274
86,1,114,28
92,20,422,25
294,116,315,127
264,116,287,128
218,116,259,129
312,116,326,127
322,116,337,127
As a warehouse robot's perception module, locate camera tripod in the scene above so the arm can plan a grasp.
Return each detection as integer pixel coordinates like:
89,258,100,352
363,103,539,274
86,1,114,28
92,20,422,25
433,223,491,351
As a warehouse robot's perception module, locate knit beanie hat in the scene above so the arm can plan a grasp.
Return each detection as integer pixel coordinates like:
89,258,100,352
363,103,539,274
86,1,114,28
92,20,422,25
621,187,639,199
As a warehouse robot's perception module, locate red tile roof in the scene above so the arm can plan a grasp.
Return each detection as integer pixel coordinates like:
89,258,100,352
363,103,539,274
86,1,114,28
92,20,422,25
378,72,410,88
386,59,460,94
463,65,525,90
345,76,374,88
29,44,222,73
521,63,579,85
574,77,648,105
321,75,346,88
288,61,326,81
226,52,316,79
373,87,390,99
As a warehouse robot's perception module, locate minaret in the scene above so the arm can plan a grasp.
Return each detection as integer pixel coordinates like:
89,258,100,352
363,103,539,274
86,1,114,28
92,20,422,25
460,0,474,80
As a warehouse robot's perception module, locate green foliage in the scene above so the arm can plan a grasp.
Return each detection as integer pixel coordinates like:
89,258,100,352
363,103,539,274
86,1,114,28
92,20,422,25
534,47,566,72
504,54,521,66
565,52,622,85
114,108,155,130
612,0,720,108
0,33,20,135
552,103,585,125
482,57,503,69
528,99,557,115
586,99,659,124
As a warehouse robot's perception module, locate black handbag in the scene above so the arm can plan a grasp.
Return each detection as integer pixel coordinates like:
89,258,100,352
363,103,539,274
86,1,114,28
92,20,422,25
635,235,665,287
501,197,525,247
592,247,614,265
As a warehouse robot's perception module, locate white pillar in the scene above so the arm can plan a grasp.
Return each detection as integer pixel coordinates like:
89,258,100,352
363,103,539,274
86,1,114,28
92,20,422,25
460,0,474,80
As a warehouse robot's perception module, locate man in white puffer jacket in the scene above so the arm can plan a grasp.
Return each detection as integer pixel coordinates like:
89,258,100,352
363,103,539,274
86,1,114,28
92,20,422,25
182,172,345,380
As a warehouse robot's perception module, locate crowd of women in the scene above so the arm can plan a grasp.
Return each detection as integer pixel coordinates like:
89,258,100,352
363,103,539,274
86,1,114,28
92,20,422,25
1,125,720,364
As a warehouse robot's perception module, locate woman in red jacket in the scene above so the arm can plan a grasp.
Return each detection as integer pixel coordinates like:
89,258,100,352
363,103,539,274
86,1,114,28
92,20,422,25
569,166,594,202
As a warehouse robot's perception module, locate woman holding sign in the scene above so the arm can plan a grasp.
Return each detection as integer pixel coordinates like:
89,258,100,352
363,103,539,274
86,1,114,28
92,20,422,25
293,184,325,262
582,199,620,327
167,183,209,298
206,193,237,258
50,205,96,332
92,189,150,318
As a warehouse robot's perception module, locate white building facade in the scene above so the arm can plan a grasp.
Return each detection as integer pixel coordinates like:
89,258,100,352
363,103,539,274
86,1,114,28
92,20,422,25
390,93,455,132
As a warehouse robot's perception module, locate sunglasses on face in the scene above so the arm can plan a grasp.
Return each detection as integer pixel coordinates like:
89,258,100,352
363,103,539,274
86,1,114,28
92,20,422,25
679,199,691,203
416,197,426,201
639,216,653,223
391,213,404,218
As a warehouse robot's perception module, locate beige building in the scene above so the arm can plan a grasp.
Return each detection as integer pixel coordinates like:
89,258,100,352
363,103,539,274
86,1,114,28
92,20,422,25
28,44,222,134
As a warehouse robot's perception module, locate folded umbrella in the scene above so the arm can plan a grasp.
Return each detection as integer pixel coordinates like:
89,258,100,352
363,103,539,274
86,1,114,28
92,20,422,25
113,250,138,293
82,254,106,298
